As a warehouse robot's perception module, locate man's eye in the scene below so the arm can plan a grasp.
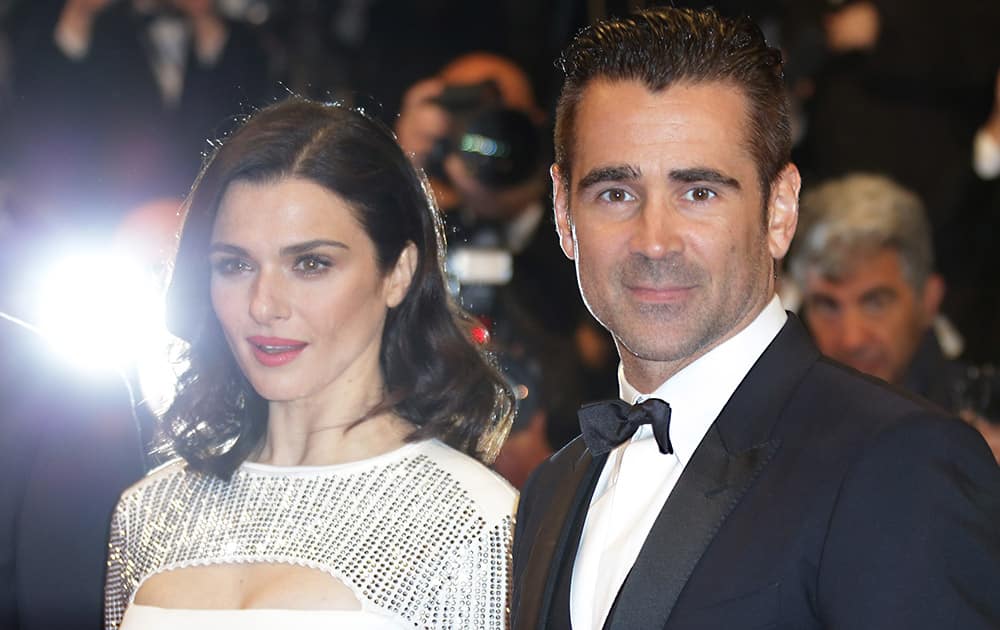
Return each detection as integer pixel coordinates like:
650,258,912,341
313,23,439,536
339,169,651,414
212,258,251,275
681,187,717,202
597,188,635,203
862,293,892,313
805,295,840,318
294,255,331,275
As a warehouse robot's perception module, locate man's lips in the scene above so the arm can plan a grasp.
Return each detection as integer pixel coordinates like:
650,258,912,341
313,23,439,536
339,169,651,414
625,284,695,302
247,336,308,367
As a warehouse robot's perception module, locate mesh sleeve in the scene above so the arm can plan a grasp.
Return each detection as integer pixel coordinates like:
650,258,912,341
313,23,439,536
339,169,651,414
427,515,513,629
103,501,128,630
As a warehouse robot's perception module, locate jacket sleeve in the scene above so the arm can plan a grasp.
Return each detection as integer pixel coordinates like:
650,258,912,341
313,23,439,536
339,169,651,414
817,413,1000,628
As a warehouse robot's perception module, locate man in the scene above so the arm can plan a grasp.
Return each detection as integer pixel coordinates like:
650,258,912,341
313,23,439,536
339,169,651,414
788,174,949,399
395,51,581,334
511,8,1000,630
788,172,1000,462
397,52,604,448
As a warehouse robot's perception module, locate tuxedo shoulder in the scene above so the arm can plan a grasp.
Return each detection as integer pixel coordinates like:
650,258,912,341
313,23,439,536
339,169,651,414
814,356,931,403
531,436,587,479
806,357,955,426
549,435,588,465
797,357,993,463
518,437,588,504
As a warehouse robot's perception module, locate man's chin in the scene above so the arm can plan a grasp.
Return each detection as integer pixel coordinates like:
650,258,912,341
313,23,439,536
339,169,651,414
616,332,704,365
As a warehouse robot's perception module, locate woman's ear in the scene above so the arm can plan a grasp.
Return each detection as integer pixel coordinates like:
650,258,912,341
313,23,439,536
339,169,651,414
385,242,418,308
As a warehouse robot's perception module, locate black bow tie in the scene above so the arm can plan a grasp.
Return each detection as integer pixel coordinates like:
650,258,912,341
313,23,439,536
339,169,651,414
578,398,673,456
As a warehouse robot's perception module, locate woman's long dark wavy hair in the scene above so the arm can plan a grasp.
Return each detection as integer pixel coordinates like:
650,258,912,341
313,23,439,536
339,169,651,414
162,97,514,479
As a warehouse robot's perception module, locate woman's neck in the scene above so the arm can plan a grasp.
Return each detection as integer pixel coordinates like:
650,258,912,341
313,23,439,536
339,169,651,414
253,383,412,468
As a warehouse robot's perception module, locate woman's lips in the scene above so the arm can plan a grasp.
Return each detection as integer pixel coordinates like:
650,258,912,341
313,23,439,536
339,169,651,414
247,336,308,367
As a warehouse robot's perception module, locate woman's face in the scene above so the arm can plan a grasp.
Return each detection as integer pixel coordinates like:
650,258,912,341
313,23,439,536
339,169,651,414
208,177,414,405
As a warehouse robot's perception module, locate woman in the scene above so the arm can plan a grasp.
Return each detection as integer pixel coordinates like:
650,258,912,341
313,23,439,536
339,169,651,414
104,97,516,629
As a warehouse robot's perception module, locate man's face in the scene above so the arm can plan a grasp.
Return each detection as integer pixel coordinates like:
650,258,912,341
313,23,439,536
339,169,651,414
552,79,799,390
802,248,940,385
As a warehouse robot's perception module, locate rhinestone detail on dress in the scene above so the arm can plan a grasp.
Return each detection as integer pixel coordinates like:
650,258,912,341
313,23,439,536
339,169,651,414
104,440,514,629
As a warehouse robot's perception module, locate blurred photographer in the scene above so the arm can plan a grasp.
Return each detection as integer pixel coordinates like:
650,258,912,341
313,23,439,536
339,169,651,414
397,52,544,204
396,53,595,454
396,52,558,316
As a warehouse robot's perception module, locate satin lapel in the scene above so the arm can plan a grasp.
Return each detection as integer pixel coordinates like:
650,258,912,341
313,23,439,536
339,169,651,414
516,443,606,630
605,315,817,630
606,426,779,630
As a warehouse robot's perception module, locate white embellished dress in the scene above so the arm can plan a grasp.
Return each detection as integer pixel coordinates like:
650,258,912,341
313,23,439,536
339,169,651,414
104,439,516,629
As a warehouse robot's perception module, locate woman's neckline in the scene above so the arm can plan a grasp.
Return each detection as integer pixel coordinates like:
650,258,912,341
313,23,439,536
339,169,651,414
127,603,383,616
239,440,428,476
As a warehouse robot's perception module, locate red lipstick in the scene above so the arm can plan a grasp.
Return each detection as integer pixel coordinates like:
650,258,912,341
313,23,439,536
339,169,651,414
247,336,308,367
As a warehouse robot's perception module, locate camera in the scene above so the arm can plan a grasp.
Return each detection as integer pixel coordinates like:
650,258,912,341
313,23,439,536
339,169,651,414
429,80,544,315
425,80,543,190
956,364,1000,425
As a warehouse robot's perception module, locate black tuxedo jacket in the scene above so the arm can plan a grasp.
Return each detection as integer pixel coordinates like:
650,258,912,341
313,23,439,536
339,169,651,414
512,316,1000,629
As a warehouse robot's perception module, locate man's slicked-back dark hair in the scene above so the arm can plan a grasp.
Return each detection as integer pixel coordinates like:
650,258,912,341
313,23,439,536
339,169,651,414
554,7,790,197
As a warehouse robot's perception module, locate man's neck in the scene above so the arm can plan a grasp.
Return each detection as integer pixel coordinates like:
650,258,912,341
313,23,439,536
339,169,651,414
619,293,784,395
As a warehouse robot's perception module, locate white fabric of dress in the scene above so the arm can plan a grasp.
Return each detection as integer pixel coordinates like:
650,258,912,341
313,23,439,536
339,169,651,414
104,440,516,629
120,604,405,629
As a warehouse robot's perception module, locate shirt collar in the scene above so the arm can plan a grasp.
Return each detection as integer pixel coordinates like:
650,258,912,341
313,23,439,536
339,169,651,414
618,294,787,463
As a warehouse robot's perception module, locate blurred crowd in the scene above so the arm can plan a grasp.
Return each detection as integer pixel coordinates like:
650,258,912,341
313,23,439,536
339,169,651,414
1,0,999,476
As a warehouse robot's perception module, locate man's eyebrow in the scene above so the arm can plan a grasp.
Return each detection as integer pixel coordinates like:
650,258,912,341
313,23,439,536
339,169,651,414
576,165,641,191
860,286,898,302
668,168,741,190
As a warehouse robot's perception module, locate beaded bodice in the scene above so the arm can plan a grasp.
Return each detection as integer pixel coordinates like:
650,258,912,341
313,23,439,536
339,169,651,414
104,440,516,629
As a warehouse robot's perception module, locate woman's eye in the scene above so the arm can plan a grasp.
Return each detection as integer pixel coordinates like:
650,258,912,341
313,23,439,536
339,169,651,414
294,255,331,275
597,188,636,203
682,187,717,203
212,258,251,275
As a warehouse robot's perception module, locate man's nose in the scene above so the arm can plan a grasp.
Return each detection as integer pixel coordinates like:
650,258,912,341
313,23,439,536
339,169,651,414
628,199,683,259
248,270,291,324
837,309,871,354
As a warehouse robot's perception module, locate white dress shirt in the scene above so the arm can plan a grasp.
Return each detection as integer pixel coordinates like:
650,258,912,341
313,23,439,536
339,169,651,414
569,295,787,630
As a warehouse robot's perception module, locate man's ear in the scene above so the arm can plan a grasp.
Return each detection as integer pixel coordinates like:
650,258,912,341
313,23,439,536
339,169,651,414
766,163,801,260
385,241,418,308
920,272,945,323
551,164,576,260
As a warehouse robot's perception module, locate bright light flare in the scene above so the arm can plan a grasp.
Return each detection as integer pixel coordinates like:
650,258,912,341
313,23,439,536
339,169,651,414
29,250,185,413
34,253,159,368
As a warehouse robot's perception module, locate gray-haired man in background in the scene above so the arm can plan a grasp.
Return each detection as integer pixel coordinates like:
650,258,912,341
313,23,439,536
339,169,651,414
789,172,1000,461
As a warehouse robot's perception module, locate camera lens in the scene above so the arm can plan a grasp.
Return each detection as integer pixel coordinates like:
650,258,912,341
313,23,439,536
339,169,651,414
456,108,542,189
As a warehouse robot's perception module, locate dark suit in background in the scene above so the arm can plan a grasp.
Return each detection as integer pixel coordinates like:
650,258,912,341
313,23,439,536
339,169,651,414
0,323,145,630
